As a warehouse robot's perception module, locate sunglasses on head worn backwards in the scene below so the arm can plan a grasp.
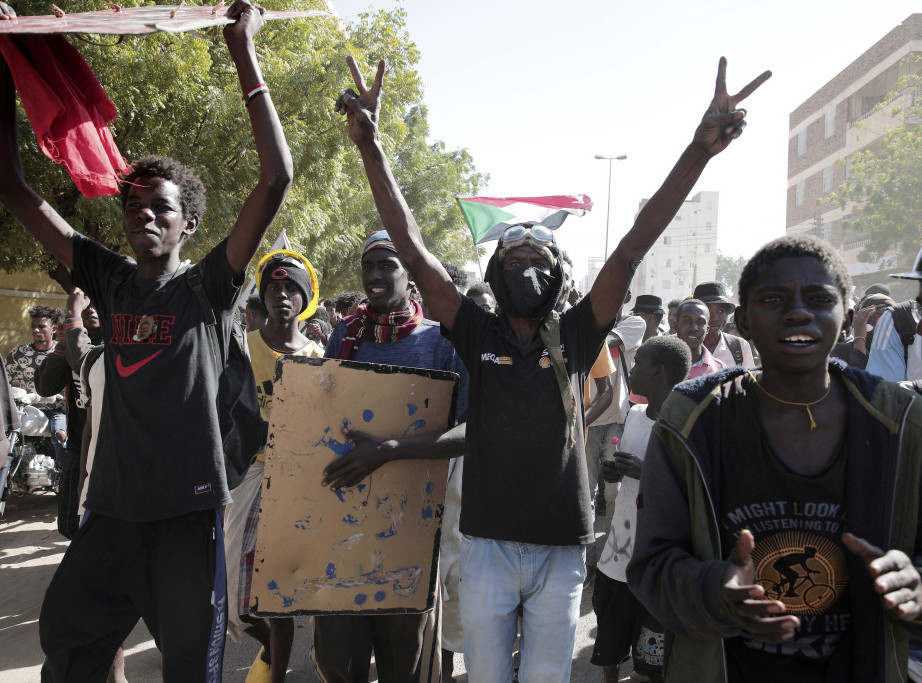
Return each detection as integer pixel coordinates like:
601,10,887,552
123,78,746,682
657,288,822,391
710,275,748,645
499,224,556,250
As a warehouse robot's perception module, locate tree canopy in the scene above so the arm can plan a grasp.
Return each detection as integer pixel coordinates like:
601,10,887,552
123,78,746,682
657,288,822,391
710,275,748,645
715,250,747,297
0,0,486,297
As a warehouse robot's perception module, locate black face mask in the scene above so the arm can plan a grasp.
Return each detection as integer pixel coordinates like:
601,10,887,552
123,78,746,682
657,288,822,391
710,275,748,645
503,267,553,318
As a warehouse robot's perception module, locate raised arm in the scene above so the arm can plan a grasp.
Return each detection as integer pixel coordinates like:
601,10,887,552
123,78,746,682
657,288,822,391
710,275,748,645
336,57,462,329
588,58,771,329
0,3,75,268
221,0,293,278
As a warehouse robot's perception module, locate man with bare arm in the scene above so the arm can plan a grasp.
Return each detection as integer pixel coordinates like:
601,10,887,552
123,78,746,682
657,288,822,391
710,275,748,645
0,2,292,679
335,55,769,681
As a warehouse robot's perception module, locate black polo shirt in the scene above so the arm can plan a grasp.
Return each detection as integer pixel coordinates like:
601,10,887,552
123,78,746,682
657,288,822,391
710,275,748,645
446,295,609,545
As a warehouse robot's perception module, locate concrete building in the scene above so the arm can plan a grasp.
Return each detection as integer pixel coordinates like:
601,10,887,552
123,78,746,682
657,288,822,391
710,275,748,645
786,13,922,297
629,191,718,302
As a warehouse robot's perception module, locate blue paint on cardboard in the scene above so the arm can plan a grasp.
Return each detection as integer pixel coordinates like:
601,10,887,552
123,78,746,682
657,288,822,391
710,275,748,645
357,483,367,493
402,419,426,436
407,403,417,416
421,505,433,520
334,489,347,503
314,427,356,456
363,409,374,422
267,580,278,590
305,565,423,598
425,482,434,494
344,513,360,524
326,563,336,579
374,591,387,602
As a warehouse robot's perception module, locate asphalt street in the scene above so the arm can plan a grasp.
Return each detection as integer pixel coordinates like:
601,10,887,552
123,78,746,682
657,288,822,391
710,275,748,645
0,492,621,682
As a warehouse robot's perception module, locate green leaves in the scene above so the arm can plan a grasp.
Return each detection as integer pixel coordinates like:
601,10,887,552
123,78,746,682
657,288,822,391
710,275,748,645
0,1,484,297
831,71,922,265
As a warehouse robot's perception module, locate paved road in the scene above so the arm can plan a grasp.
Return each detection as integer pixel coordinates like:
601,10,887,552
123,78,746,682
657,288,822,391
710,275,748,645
0,492,620,682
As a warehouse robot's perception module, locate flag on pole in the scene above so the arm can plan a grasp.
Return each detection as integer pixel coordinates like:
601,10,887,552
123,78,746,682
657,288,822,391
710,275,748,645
236,229,293,307
456,194,593,244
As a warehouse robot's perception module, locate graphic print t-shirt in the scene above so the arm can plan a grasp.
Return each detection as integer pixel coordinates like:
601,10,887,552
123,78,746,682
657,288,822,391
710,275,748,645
6,342,61,409
73,233,238,521
598,404,654,582
248,330,323,461
719,379,849,681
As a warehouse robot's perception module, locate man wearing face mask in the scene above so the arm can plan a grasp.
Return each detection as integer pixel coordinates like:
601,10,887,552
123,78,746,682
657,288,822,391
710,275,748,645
336,54,770,681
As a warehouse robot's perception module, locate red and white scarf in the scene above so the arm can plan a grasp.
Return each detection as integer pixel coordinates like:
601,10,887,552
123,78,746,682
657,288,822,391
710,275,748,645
335,300,424,360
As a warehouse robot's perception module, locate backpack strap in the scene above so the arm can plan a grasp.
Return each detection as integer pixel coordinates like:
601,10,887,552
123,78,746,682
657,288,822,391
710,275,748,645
187,263,225,371
889,301,917,364
726,334,744,366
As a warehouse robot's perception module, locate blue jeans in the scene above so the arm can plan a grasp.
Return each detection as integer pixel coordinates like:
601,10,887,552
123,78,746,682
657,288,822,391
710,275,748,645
41,408,67,467
459,536,585,683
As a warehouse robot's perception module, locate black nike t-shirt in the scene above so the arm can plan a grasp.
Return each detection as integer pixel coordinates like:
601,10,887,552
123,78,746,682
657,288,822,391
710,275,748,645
73,233,237,521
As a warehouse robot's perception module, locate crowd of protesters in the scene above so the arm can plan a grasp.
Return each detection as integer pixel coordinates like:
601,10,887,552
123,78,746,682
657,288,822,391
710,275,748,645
1,4,922,682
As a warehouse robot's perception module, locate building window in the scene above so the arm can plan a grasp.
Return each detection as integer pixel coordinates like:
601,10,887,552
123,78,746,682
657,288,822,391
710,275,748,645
795,181,805,206
704,243,711,253
824,109,836,138
664,258,672,267
705,222,712,232
706,200,713,210
662,280,671,289
823,166,835,194
663,236,672,245
797,130,806,156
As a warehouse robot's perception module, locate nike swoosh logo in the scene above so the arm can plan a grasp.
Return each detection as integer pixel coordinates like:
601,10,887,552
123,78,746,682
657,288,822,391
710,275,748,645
116,350,164,377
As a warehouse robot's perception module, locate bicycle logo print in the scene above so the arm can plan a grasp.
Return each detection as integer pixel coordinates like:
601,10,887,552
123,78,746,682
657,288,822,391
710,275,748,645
752,531,848,615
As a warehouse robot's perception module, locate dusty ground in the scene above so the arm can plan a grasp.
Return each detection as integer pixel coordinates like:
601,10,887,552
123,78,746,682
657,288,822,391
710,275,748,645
0,492,621,682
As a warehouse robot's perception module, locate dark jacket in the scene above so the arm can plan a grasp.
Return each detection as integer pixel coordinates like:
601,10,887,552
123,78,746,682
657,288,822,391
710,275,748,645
627,362,922,682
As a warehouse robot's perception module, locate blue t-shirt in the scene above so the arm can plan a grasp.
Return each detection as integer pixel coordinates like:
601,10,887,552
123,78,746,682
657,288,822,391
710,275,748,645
325,319,468,421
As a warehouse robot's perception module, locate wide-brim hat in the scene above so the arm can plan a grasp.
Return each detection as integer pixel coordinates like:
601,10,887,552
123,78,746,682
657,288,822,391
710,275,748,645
857,293,896,310
693,281,735,308
890,247,922,280
632,294,665,315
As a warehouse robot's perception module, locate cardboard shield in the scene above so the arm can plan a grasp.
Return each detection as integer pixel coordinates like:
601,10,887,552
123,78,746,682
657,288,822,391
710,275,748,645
250,356,458,616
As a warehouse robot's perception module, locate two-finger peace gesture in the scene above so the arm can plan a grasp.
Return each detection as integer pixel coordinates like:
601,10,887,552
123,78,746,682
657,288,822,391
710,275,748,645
335,56,387,145
695,57,772,157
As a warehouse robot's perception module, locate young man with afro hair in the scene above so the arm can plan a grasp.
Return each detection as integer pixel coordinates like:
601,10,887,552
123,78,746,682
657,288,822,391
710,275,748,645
628,235,922,682
0,1,293,679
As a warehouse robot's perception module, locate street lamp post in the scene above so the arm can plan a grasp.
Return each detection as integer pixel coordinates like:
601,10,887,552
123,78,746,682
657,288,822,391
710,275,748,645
594,154,627,259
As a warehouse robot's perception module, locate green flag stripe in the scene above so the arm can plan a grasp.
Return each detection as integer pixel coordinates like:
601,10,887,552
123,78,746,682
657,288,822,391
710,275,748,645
457,199,517,243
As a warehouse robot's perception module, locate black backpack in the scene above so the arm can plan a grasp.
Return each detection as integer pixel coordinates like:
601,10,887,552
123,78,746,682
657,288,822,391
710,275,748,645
889,301,917,364
188,265,267,490
725,334,745,366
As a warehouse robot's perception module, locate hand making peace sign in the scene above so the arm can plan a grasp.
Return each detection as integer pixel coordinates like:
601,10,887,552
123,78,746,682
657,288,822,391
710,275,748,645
693,57,772,157
335,55,387,147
